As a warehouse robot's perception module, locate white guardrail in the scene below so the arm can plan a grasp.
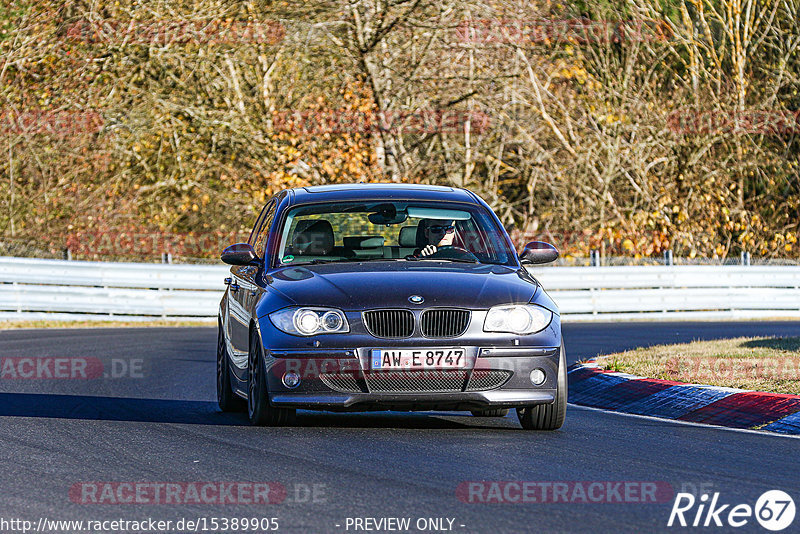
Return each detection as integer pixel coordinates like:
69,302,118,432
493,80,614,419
0,257,799,322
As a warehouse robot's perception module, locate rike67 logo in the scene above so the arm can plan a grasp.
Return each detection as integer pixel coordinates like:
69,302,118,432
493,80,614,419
668,490,795,531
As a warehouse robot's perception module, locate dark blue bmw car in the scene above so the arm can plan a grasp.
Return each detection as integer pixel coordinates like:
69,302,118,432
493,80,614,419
218,184,565,430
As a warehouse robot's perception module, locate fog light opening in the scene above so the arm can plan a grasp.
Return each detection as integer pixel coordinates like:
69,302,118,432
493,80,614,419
530,368,546,386
282,371,301,389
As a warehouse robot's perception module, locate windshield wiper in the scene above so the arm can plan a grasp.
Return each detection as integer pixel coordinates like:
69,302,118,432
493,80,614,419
406,256,480,264
300,257,485,265
295,258,402,265
437,258,480,263
343,257,404,262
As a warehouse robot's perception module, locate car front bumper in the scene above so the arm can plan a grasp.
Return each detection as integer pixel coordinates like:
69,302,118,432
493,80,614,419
270,390,556,411
262,346,560,412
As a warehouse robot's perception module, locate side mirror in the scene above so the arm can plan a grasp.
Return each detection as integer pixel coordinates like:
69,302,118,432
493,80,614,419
221,243,258,265
520,241,559,264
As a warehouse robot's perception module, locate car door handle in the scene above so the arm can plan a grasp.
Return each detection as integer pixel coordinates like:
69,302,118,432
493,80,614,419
224,277,232,285
230,282,240,292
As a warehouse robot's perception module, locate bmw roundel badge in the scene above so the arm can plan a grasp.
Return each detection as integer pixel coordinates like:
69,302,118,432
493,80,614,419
408,295,424,304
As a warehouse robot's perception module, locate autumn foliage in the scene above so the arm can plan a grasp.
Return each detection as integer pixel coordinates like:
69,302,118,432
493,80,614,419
0,0,798,262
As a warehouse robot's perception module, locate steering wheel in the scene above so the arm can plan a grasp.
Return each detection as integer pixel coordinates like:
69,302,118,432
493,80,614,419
427,245,479,261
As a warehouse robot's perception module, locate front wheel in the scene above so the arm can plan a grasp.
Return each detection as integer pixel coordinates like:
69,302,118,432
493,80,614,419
247,328,295,426
517,345,567,430
217,321,245,412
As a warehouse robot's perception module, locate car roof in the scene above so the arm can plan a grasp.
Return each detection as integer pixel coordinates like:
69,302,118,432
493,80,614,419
287,183,478,205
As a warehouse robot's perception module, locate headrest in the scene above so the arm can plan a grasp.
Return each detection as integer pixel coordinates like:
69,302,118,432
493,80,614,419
292,219,334,255
343,236,385,249
398,227,418,247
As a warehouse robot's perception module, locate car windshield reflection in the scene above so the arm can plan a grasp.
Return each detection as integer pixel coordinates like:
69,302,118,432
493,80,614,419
275,201,516,268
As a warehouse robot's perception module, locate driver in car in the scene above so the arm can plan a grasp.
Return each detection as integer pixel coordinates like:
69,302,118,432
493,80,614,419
417,219,456,257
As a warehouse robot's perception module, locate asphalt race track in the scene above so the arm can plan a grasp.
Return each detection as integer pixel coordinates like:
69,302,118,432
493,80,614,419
1,321,799,533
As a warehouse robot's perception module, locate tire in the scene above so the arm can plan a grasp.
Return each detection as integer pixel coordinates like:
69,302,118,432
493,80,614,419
470,408,510,417
217,321,246,412
247,327,295,426
517,345,567,430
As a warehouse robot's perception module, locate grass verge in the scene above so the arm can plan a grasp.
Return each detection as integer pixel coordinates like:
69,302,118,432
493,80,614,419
595,337,800,395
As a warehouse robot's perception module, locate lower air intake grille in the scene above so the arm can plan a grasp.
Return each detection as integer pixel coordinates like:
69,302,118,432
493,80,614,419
365,370,468,392
319,373,362,393
363,309,415,338
466,370,513,391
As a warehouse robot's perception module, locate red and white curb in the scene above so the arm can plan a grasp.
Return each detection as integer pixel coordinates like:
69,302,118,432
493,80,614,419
568,361,800,434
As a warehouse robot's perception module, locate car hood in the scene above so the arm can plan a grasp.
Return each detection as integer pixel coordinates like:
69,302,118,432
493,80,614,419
261,261,538,312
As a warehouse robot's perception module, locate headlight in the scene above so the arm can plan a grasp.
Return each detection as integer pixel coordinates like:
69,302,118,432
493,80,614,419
269,307,350,336
483,305,552,334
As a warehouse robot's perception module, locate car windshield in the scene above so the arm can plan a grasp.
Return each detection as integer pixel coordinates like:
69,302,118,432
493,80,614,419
275,201,517,267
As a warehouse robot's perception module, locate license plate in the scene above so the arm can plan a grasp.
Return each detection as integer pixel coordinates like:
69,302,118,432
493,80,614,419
370,348,466,369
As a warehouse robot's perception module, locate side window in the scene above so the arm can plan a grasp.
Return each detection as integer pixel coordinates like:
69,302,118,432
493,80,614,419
254,200,277,258
248,204,270,247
